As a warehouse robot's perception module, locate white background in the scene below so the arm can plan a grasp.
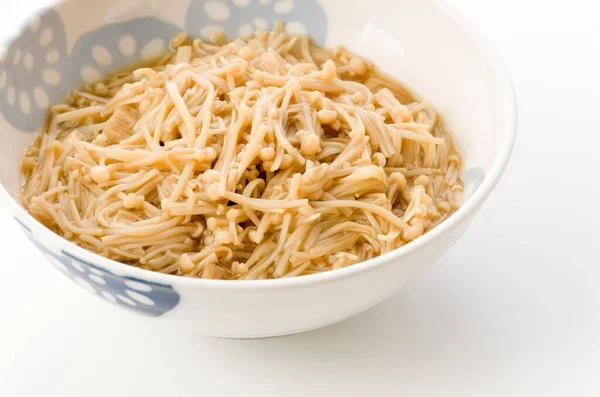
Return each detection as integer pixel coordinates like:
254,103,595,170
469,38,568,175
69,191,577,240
1,0,600,396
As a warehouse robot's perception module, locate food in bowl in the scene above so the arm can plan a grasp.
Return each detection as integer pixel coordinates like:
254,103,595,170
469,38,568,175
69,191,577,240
19,26,463,280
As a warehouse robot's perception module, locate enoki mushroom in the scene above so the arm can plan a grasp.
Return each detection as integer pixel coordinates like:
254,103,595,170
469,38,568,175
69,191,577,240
20,26,463,280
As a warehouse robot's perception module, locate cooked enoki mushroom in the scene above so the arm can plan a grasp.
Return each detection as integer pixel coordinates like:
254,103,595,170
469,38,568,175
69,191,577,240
21,26,463,280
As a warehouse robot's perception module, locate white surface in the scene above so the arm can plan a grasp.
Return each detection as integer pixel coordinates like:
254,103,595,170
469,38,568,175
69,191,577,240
0,0,599,395
0,0,516,339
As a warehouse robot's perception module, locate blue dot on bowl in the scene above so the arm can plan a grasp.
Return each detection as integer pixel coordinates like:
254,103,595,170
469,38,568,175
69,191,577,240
23,232,180,318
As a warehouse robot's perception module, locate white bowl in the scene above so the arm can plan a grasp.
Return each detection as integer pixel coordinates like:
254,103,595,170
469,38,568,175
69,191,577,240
0,0,516,338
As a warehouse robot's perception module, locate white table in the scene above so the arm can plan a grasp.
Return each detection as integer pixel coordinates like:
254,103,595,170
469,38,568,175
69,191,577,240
1,1,599,396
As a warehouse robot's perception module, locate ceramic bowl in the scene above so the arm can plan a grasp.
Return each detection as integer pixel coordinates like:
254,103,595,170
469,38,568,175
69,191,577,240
0,0,516,337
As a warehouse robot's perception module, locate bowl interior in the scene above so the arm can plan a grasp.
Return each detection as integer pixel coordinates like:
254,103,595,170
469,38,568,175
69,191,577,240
0,0,510,211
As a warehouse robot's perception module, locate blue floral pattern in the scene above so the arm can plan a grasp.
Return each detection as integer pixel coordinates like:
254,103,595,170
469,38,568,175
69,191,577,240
0,0,328,132
16,218,180,317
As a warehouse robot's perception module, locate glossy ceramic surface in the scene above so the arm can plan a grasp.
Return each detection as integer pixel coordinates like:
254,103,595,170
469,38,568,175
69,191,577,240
0,0,516,337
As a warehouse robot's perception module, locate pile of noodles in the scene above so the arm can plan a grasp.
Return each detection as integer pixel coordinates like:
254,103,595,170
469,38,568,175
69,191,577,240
20,25,463,280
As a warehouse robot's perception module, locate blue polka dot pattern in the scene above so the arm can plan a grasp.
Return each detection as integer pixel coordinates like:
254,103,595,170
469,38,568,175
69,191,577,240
17,220,180,318
0,9,69,132
0,0,329,132
69,17,181,86
186,0,328,45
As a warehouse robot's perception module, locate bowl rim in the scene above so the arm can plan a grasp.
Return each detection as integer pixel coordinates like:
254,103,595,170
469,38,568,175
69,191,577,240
0,0,517,291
